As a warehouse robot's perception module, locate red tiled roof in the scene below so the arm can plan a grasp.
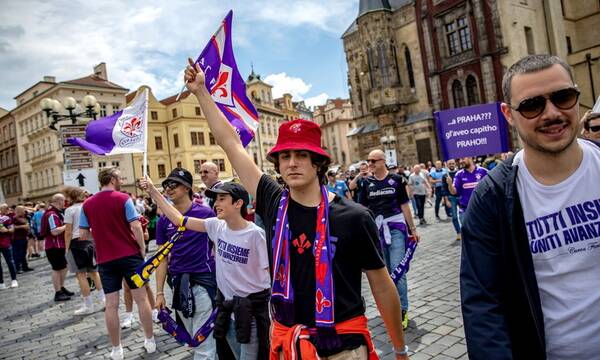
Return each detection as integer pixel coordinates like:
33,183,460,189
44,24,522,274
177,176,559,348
62,74,127,90
160,90,191,105
125,91,137,104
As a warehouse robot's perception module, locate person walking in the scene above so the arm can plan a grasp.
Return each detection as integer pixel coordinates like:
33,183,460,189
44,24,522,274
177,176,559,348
12,206,33,273
0,204,18,289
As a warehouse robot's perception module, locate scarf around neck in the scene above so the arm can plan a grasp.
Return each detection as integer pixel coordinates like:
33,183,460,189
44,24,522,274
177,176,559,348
271,186,335,330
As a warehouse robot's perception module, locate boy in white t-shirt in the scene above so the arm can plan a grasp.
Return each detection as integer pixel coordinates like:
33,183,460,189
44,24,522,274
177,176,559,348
140,178,270,359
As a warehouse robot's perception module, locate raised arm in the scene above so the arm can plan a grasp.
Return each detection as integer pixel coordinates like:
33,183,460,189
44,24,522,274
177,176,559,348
185,58,262,198
139,176,206,233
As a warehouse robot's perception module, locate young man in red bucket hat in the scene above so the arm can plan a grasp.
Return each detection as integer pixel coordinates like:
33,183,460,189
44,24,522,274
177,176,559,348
184,59,411,360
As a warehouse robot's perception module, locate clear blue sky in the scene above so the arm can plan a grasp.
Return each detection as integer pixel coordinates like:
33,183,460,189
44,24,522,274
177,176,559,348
0,1,359,110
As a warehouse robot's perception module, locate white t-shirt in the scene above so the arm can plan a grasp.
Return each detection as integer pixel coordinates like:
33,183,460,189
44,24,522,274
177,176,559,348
203,218,270,300
64,203,82,239
514,139,600,359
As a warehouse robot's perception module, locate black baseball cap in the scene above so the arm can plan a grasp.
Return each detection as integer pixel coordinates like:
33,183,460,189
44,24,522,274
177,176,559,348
205,182,249,207
162,168,193,189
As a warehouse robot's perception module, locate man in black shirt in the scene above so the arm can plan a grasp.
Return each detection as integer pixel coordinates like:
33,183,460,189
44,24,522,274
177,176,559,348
184,59,410,359
442,159,461,241
359,150,419,330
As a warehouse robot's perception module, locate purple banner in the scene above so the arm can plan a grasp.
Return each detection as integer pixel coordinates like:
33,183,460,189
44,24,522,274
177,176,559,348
435,102,509,160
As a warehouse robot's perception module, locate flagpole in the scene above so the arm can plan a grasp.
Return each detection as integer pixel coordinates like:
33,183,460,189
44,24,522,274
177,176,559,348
142,88,149,178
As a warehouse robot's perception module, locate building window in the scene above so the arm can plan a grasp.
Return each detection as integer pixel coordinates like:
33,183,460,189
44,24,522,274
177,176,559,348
100,104,107,117
524,26,535,55
191,131,205,145
446,16,472,55
452,80,465,108
177,161,182,168
209,133,216,145
151,111,158,120
466,75,480,105
158,164,166,178
367,46,377,88
172,108,178,118
111,161,120,167
155,136,163,150
405,47,415,89
112,105,120,114
195,107,201,116
173,133,179,148
141,165,150,174
212,159,226,172
253,152,258,165
193,159,202,174
98,161,107,168
378,41,389,86
566,36,572,54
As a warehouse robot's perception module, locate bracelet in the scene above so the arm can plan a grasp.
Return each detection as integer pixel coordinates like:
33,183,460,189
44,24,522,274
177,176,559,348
156,292,164,296
394,345,409,356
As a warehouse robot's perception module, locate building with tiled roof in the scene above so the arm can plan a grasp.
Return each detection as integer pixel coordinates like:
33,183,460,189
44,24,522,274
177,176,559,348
313,98,355,167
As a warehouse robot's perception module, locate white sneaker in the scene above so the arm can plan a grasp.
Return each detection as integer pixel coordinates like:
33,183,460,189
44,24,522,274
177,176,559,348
120,313,134,329
74,304,94,315
152,308,160,323
94,292,106,310
144,338,156,353
10,280,18,288
109,345,124,360
0,283,6,290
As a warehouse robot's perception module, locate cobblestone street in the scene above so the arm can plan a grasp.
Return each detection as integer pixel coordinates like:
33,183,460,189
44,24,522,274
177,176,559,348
0,207,466,359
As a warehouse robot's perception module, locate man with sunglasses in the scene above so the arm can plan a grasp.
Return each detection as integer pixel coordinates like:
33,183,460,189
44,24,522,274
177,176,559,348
581,110,600,140
155,168,217,359
200,162,223,209
461,54,600,360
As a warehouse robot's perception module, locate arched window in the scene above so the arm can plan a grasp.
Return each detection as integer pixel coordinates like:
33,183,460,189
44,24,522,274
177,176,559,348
366,46,377,88
452,80,465,108
378,41,389,86
405,47,415,88
466,75,480,105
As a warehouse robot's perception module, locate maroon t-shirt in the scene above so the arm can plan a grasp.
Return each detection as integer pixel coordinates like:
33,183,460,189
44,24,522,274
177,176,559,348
12,216,29,241
0,215,13,249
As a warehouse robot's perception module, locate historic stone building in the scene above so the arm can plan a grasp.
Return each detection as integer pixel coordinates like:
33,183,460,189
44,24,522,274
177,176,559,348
127,87,234,188
343,0,438,166
246,70,286,174
11,63,137,202
274,93,300,122
0,108,21,205
313,99,355,167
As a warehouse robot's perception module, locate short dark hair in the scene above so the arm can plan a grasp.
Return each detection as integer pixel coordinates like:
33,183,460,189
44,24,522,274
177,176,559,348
98,167,119,186
502,54,574,103
272,152,331,185
582,111,600,131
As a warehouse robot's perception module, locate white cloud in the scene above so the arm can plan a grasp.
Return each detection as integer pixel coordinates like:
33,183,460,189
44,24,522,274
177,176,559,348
263,72,312,100
0,0,355,109
304,93,329,108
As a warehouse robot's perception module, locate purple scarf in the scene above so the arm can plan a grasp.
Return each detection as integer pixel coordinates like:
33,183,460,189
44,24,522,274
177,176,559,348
271,186,336,335
379,222,418,283
158,306,218,347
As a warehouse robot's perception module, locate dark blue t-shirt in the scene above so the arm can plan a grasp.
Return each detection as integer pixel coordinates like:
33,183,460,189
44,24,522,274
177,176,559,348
359,173,410,218
156,203,216,274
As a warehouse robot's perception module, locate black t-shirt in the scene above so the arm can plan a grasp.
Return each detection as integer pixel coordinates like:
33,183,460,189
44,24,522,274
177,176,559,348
442,169,458,196
358,173,410,218
256,175,385,355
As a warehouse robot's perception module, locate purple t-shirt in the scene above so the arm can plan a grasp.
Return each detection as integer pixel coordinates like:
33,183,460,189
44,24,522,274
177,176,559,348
453,166,489,211
156,203,216,274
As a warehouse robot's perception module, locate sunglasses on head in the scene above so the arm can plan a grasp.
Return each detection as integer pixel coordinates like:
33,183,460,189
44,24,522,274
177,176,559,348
163,181,181,190
511,87,580,119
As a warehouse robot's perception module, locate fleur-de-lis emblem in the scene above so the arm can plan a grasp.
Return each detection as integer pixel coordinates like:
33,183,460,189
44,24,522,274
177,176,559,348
210,71,230,98
289,123,302,133
276,264,286,286
315,289,331,313
292,234,311,254
121,116,142,137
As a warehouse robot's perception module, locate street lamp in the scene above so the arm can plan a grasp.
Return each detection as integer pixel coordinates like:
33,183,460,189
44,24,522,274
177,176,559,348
380,134,398,167
40,95,100,130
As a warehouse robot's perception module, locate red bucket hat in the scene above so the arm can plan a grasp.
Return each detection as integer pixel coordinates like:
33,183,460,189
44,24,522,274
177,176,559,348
267,119,330,161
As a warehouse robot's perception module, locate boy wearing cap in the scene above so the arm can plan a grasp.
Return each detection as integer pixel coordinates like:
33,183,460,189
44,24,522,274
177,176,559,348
184,59,410,359
151,168,218,360
140,178,271,360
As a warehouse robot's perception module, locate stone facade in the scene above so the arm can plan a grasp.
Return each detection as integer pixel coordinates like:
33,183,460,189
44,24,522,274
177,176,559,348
313,99,355,167
0,109,21,205
343,0,438,167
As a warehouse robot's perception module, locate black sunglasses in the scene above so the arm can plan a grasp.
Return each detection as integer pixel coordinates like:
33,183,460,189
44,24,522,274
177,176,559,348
511,87,580,119
590,125,600,133
367,158,384,164
163,181,181,190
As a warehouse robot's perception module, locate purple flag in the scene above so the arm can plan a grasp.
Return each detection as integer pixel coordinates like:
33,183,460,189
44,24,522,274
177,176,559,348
194,10,258,147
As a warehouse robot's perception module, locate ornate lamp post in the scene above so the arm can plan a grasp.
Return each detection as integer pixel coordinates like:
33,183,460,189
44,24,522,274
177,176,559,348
40,95,100,130
380,134,398,167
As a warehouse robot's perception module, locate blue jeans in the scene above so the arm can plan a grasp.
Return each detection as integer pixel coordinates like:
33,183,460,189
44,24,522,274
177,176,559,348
177,285,217,360
381,229,409,311
459,211,466,228
226,318,258,360
0,246,17,283
449,196,461,234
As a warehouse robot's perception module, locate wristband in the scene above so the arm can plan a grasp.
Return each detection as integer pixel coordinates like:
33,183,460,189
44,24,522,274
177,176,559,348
156,292,164,296
394,345,409,356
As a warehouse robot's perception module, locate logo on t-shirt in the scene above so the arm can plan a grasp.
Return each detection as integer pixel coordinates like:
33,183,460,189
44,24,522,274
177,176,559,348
292,233,311,254
217,238,250,264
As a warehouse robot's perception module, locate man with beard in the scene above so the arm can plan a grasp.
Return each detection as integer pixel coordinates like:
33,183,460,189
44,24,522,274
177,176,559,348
461,54,600,359
79,167,156,359
442,160,461,240
448,157,488,225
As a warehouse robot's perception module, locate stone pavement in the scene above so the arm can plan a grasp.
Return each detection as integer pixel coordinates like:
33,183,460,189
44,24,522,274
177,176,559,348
0,207,465,359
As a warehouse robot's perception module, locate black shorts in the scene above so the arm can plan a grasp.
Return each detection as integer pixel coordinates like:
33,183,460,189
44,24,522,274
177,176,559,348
70,239,97,272
46,248,67,271
98,255,144,294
